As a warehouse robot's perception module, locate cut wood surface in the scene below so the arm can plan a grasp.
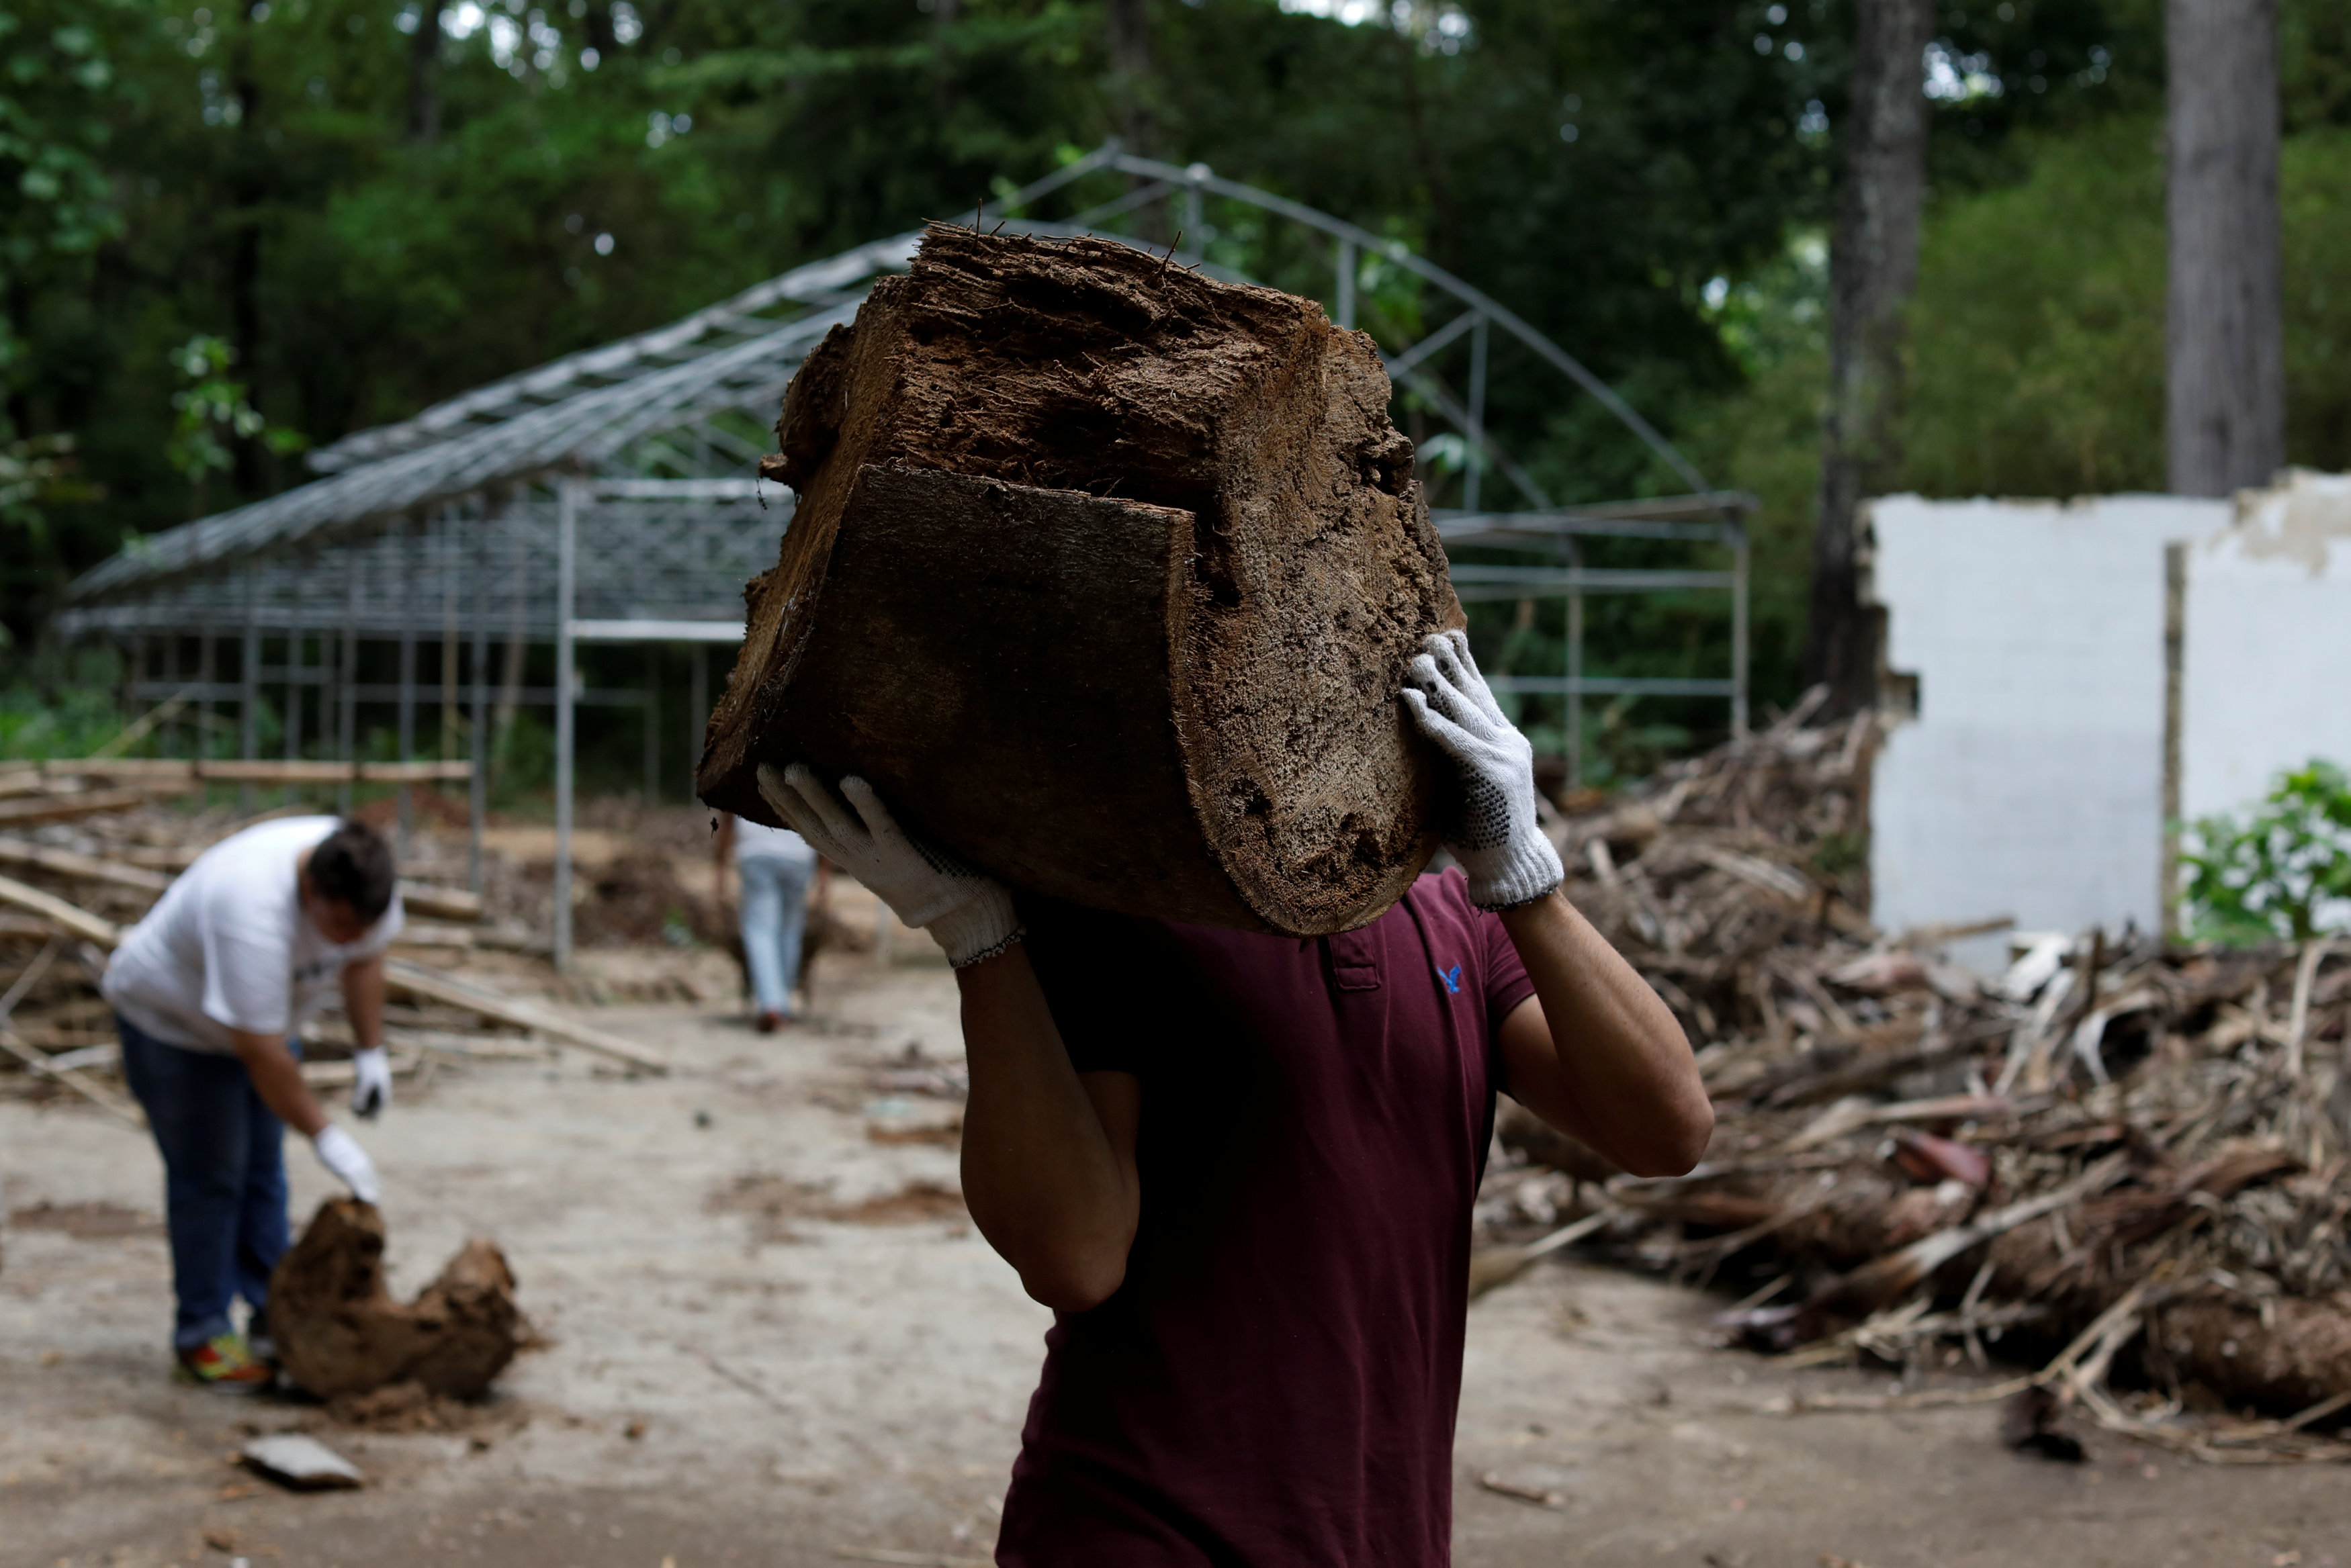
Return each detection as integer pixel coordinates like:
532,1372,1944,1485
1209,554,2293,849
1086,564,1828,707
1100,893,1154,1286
699,224,1462,936
382,959,670,1073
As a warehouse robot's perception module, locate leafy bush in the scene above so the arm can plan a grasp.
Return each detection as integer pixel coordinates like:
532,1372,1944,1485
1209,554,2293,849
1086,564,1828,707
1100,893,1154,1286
2182,761,2351,945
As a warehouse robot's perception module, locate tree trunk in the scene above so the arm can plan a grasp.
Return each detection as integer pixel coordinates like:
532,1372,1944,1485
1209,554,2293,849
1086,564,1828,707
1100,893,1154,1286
1805,0,1931,719
1104,0,1167,244
698,226,1462,935
408,0,445,142
2166,0,2284,496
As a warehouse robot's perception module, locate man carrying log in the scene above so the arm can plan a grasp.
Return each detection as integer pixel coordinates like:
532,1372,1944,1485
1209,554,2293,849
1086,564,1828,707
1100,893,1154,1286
101,818,401,1391
762,631,1711,1565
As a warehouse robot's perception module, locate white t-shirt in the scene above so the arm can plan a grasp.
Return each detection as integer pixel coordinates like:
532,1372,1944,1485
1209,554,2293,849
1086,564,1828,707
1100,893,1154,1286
103,817,404,1055
733,817,817,870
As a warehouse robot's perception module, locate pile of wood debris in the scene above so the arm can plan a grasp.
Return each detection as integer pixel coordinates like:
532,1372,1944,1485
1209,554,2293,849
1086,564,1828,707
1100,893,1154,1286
1485,692,2351,1465
0,763,670,1124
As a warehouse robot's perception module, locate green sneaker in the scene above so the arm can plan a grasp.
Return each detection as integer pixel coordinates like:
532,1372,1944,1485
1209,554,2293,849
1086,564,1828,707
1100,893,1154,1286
175,1332,271,1393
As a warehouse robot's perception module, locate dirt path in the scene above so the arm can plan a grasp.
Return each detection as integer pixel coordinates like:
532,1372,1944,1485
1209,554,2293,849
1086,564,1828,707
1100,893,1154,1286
2,954,2341,1568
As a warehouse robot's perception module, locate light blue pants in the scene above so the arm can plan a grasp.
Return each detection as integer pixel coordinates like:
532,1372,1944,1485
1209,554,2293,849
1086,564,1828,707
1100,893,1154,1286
738,855,815,1017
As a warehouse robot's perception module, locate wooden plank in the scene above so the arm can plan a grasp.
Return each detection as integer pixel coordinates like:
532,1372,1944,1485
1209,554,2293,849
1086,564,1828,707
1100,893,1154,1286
357,760,472,782
0,1025,144,1125
0,874,122,948
32,758,474,785
0,789,175,829
382,959,671,1074
0,839,174,894
398,882,483,921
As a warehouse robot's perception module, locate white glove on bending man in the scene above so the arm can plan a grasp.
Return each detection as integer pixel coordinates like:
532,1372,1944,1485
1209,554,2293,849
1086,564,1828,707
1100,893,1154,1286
758,764,1023,968
351,1047,392,1119
311,1124,382,1205
1402,629,1565,911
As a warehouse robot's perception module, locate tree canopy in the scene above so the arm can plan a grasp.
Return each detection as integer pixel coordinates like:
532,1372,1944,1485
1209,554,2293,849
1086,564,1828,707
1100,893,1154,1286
5,0,2348,747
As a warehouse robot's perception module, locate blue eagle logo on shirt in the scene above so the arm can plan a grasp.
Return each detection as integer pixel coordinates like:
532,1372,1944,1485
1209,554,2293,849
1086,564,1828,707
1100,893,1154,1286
1436,962,1462,995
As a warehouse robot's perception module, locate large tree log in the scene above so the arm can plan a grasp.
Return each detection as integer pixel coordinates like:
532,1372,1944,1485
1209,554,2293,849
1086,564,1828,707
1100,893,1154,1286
698,224,1462,935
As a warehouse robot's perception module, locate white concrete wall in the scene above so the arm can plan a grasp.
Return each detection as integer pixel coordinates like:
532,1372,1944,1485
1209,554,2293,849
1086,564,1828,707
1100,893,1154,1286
2182,471,2351,825
1864,494,2225,956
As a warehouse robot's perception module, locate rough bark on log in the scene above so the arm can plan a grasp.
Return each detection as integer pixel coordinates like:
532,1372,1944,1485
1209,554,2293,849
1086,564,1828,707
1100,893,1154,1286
698,224,1462,935
267,1199,527,1400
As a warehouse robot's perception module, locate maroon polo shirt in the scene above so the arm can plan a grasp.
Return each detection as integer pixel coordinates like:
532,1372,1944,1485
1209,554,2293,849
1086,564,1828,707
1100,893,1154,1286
996,868,1537,1568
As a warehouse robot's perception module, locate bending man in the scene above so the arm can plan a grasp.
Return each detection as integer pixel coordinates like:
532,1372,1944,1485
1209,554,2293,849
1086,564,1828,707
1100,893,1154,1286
103,817,400,1390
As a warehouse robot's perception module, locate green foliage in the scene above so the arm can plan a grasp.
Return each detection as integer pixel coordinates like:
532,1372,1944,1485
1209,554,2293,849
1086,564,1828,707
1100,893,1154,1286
165,334,306,496
2182,761,2351,946
0,643,130,759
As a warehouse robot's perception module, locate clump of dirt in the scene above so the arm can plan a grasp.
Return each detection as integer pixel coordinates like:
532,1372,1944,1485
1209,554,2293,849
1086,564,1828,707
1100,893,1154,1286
267,1199,531,1401
7,1200,161,1240
325,1377,524,1436
708,1174,967,1243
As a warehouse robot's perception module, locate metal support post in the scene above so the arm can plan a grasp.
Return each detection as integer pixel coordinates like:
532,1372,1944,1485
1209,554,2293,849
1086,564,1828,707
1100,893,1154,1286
441,514,459,764
643,644,660,802
239,583,260,815
687,645,707,796
397,518,418,854
1335,238,1357,330
1464,314,1489,514
1730,522,1750,739
194,631,214,805
553,477,580,974
470,518,490,896
283,619,303,807
1566,537,1585,790
339,555,360,815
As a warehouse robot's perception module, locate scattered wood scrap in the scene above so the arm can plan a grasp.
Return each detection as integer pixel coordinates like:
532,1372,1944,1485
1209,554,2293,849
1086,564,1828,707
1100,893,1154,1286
383,960,671,1074
1471,690,2351,1463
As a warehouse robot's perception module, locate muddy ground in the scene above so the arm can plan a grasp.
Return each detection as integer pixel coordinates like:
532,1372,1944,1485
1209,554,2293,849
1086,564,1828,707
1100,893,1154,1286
3,941,2344,1568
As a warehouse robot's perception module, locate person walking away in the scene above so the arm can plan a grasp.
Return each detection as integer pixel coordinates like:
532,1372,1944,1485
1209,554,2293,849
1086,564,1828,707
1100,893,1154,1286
102,817,401,1391
758,631,1714,1566
716,813,823,1031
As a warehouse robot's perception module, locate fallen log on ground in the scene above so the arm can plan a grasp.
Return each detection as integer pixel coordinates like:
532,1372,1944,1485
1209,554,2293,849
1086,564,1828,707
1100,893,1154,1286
268,1198,527,1400
699,223,1461,937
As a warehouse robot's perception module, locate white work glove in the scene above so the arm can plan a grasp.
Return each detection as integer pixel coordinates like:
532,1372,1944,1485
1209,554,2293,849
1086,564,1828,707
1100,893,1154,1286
311,1124,382,1205
350,1047,392,1119
1401,629,1565,911
757,764,1022,968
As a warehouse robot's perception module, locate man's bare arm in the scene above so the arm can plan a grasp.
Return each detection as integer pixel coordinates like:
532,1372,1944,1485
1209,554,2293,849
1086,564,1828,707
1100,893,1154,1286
228,1029,329,1138
957,943,1140,1312
1495,891,1712,1178
341,955,386,1054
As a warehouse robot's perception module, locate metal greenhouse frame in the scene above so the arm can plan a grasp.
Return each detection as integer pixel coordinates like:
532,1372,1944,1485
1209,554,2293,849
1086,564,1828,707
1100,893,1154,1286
58,142,1751,970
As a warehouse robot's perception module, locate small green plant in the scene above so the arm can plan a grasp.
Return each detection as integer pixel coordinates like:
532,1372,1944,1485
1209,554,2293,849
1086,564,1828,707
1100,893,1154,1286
2181,760,2351,945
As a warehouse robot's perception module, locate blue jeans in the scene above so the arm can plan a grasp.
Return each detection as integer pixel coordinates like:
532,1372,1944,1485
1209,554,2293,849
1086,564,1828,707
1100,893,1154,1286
738,855,815,1017
117,1015,296,1352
